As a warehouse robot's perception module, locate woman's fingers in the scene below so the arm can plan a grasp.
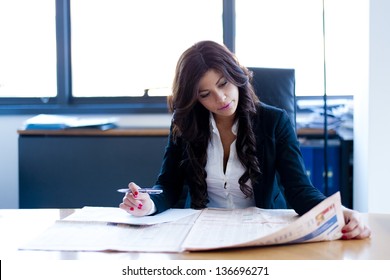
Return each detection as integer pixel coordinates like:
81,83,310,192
341,208,371,239
119,182,152,216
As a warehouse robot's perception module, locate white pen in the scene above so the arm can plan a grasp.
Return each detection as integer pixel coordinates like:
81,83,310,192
117,188,163,194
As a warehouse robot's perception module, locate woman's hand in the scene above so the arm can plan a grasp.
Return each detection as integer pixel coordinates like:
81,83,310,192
119,182,154,216
341,207,371,239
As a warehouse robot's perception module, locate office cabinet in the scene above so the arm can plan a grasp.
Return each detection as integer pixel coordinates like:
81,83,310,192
18,129,168,208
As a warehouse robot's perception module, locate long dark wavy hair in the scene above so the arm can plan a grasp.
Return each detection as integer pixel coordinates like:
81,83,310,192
168,40,261,209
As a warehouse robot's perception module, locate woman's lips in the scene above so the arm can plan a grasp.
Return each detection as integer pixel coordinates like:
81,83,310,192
218,101,232,110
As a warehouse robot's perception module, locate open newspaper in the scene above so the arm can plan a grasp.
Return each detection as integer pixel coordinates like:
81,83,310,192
20,192,344,253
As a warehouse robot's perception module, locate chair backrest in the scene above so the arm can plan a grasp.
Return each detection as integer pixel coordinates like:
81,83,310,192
248,67,296,130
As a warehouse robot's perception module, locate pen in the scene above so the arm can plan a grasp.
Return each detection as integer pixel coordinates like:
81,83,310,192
117,188,163,194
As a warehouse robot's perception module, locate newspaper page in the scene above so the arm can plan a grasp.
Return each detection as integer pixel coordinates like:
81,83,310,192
63,207,200,225
20,211,200,253
20,192,344,253
182,192,344,251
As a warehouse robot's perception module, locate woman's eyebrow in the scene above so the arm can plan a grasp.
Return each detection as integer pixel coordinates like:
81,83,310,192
216,75,224,85
198,74,225,93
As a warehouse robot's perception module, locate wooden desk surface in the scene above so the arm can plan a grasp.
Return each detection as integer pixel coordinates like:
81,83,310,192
1,209,388,260
17,128,170,137
17,127,334,137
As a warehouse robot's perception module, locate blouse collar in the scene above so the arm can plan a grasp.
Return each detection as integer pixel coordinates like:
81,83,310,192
210,113,238,136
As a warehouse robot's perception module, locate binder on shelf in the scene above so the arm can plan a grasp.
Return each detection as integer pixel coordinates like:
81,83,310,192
22,114,118,131
300,139,340,196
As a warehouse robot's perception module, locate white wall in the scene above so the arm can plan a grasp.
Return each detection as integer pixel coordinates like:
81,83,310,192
354,0,390,213
0,115,32,208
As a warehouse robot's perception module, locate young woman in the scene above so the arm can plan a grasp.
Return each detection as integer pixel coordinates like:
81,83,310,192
119,40,370,240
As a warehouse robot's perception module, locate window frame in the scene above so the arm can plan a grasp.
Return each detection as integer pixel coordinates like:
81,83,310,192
0,0,351,115
0,0,234,115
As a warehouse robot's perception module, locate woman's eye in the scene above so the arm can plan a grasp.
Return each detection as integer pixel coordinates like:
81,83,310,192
219,80,228,87
199,92,210,98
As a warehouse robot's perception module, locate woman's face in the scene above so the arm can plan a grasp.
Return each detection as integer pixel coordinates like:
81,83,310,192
197,69,239,121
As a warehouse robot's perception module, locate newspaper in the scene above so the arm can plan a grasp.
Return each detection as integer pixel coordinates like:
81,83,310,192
20,192,344,253
183,192,344,251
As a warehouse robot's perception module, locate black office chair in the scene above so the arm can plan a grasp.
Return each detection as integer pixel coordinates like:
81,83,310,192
248,67,296,208
248,67,296,131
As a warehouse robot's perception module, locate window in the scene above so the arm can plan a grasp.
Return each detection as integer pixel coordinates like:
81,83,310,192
70,0,223,98
0,0,223,113
0,0,367,114
236,0,367,96
0,0,57,98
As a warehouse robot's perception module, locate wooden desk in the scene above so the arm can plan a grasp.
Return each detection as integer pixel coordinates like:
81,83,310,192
17,127,333,137
1,209,388,260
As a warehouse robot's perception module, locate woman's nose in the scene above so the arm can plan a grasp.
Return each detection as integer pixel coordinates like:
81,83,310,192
215,90,226,102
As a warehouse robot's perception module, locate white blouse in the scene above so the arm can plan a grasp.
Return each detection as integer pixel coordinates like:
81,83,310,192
205,114,255,209
148,114,255,215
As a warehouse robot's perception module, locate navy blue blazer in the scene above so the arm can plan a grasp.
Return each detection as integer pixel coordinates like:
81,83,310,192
150,103,326,216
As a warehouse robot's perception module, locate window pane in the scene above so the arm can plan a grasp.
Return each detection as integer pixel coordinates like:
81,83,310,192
236,0,324,96
322,0,368,96
236,0,366,97
71,0,223,97
0,0,57,98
